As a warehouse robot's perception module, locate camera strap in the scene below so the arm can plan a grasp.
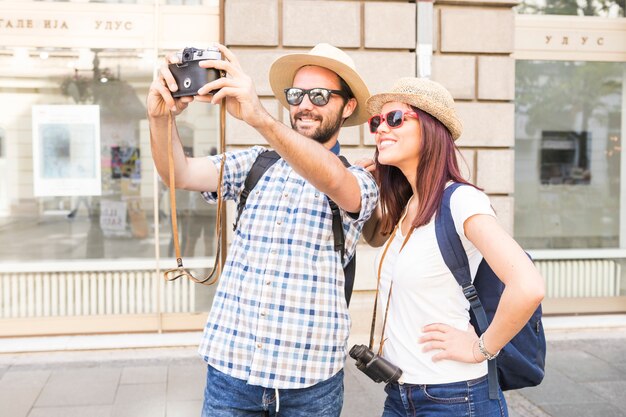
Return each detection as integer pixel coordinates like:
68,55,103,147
370,218,414,355
161,107,226,285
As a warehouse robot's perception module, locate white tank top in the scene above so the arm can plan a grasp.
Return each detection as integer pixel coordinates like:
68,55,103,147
374,184,495,384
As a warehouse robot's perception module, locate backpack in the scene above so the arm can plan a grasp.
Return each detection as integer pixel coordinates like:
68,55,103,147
233,150,356,306
434,182,546,400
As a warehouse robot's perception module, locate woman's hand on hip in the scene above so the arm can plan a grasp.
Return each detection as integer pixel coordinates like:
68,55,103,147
420,323,483,364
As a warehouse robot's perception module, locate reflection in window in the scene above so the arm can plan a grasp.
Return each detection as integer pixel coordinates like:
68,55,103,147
0,47,151,261
517,0,625,17
541,131,590,185
515,61,624,249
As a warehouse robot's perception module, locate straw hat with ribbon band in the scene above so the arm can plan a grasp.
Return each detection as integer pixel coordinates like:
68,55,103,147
366,77,463,141
160,106,226,286
269,43,371,127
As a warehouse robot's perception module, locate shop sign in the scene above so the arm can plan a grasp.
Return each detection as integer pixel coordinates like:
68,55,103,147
515,15,626,61
542,35,605,47
100,200,128,237
1,2,219,50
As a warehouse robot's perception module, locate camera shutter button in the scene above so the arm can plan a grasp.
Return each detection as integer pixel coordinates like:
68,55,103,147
183,77,192,89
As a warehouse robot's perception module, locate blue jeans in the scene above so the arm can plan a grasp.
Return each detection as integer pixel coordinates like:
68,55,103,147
382,375,508,417
201,365,344,417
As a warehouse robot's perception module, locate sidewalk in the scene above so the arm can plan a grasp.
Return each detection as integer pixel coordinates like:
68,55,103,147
1,315,625,417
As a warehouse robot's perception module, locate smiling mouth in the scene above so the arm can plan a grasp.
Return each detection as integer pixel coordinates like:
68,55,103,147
295,112,321,125
378,139,396,150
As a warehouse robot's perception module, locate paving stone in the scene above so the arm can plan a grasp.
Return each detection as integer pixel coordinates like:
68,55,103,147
342,358,386,417
35,367,120,407
518,367,605,407
584,380,626,411
114,383,166,405
27,405,112,417
0,386,42,417
111,401,165,417
0,337,620,417
504,391,551,417
167,364,206,401
166,400,203,417
575,338,626,364
541,402,626,417
616,363,626,375
0,370,51,417
546,349,624,383
120,365,167,385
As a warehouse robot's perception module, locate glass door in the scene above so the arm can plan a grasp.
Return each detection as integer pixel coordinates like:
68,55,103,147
0,128,6,216
0,0,221,336
515,59,626,313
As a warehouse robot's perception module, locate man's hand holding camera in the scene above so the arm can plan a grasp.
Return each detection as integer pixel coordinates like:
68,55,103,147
147,53,194,118
197,44,272,130
148,43,272,131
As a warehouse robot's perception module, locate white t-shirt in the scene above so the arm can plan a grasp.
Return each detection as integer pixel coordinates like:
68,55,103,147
374,184,496,385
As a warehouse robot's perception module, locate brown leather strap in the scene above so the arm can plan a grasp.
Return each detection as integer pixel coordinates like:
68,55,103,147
166,113,183,268
162,107,225,285
369,216,414,355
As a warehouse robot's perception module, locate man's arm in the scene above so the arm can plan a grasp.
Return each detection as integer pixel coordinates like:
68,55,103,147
197,44,365,213
257,120,364,213
147,56,219,193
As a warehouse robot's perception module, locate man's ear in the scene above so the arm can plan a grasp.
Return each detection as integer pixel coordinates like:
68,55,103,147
342,97,358,120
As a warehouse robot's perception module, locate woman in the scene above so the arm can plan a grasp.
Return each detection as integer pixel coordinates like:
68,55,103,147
359,77,545,417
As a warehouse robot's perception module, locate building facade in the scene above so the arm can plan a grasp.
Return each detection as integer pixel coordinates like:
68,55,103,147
0,0,624,338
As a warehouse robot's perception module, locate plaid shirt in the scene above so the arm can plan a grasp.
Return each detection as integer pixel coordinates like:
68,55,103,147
198,145,378,389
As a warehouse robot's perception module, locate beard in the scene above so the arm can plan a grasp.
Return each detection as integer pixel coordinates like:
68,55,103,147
290,108,345,145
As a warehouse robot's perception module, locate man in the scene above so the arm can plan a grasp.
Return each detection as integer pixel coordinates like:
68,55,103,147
147,43,378,416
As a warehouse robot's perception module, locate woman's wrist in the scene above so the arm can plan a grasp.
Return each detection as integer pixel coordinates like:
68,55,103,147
478,333,500,361
472,338,483,363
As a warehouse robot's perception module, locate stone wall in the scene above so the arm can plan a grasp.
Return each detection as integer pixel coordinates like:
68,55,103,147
223,0,416,155
432,0,518,235
222,0,518,314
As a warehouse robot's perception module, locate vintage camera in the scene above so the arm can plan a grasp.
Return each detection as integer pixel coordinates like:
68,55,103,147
168,47,224,98
349,344,403,384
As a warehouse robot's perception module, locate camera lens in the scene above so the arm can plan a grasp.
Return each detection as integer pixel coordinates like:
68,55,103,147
183,52,191,60
349,344,365,359
349,344,375,363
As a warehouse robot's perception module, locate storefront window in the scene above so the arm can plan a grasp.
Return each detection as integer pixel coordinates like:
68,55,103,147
0,1,221,332
0,48,148,261
0,128,6,217
0,46,220,261
517,0,625,17
28,0,218,5
515,60,624,249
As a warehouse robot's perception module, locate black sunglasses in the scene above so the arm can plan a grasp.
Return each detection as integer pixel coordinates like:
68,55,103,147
368,110,419,133
284,87,349,106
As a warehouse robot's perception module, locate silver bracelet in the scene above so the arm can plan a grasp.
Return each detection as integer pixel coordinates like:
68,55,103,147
478,334,500,361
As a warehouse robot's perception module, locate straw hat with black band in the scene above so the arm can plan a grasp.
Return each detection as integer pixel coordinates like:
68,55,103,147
269,43,371,127
366,77,463,141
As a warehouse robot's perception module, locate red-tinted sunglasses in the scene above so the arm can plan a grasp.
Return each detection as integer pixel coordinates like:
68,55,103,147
368,110,418,133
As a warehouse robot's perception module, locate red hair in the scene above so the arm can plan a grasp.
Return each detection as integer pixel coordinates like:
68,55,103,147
376,107,476,234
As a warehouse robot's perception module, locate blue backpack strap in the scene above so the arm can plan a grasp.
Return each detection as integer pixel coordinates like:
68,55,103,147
434,183,499,400
332,155,355,305
233,150,281,232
